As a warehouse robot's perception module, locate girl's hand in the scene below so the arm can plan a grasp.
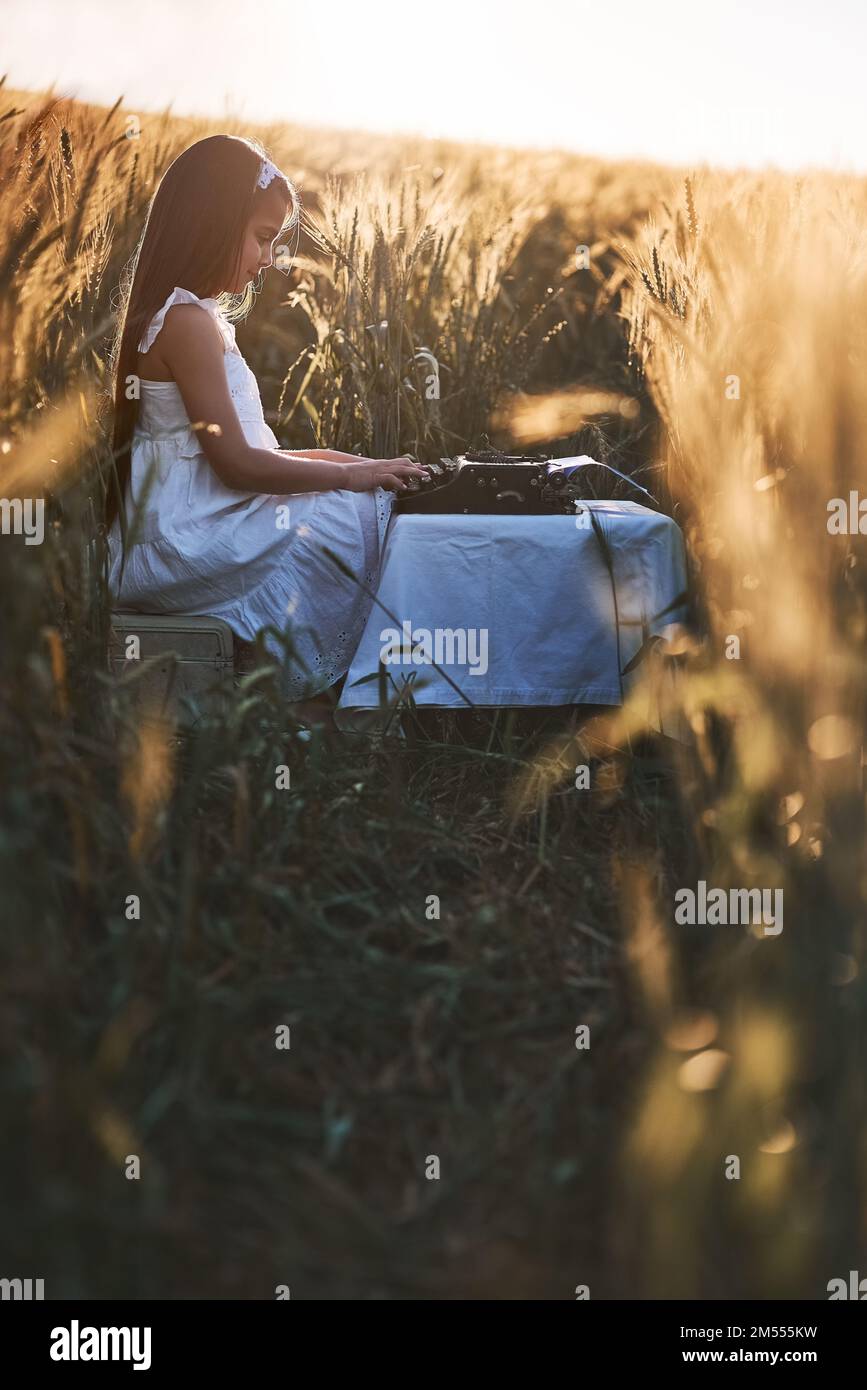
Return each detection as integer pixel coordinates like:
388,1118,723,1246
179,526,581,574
343,456,430,493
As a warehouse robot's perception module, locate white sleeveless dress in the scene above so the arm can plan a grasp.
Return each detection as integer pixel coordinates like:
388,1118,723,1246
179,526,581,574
107,287,393,699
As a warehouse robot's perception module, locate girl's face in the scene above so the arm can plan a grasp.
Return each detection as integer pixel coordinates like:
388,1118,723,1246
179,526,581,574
227,183,291,293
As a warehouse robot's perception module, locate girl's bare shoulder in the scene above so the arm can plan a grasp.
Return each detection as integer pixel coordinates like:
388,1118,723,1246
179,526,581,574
159,301,225,349
138,303,225,381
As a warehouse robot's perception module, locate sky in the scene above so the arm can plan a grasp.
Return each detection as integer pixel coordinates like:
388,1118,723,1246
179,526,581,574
4,0,867,173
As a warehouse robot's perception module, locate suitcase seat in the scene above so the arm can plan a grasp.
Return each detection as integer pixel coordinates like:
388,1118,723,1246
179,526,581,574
107,609,238,721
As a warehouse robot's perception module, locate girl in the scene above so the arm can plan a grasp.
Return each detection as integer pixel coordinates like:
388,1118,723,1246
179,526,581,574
105,133,427,701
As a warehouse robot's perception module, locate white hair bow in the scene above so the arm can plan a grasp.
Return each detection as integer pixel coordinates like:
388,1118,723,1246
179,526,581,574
257,158,281,190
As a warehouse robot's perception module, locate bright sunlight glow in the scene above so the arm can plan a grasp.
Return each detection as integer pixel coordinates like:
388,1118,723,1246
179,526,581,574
5,0,867,173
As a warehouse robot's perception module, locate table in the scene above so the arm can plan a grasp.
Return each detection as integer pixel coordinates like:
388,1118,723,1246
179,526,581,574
333,501,689,732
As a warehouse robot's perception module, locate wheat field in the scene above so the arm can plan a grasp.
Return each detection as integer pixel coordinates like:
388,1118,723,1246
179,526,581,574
1,75,866,1299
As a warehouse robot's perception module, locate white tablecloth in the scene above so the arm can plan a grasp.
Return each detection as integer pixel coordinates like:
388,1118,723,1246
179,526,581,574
333,501,689,730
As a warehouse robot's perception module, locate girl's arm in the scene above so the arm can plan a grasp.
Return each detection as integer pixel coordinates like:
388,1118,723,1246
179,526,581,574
279,448,366,464
158,308,426,494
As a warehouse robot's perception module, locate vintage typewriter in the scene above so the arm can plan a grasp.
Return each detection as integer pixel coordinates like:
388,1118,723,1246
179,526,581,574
394,446,657,515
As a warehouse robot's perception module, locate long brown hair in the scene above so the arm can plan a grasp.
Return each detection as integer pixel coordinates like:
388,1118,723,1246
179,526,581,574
105,134,300,536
